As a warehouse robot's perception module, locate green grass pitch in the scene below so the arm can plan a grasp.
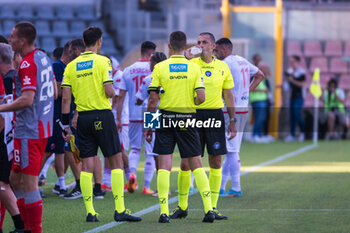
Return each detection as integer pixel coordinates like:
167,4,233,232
2,141,350,233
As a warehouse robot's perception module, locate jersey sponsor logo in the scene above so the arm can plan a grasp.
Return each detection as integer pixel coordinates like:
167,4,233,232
41,57,48,66
205,71,212,77
23,76,31,85
169,75,187,80
76,60,93,71
169,64,187,72
20,61,30,69
77,72,93,78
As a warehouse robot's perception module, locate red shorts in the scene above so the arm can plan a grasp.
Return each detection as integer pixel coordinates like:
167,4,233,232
12,138,48,176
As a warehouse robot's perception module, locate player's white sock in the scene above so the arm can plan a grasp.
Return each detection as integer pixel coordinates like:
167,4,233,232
103,168,111,187
230,152,241,191
144,155,155,189
220,154,232,190
129,148,140,176
40,154,55,178
58,176,66,190
124,167,131,181
190,172,194,188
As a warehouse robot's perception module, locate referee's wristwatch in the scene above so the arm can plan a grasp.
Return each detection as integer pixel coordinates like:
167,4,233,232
230,117,237,123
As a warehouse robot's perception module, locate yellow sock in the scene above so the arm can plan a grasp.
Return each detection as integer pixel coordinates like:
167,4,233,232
209,167,222,209
157,169,170,215
80,171,95,215
193,168,212,213
178,169,191,210
111,169,125,213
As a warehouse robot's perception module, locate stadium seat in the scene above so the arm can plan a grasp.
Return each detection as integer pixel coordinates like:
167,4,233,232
329,57,348,74
309,57,328,73
344,41,350,57
0,4,16,19
304,91,319,108
59,37,75,47
324,40,342,57
286,40,302,56
102,37,117,54
70,21,86,37
56,5,75,20
76,5,95,20
89,21,106,32
52,21,70,37
3,20,16,37
339,74,350,91
320,73,332,89
37,5,55,20
304,40,323,57
17,4,34,19
41,37,57,54
35,21,51,37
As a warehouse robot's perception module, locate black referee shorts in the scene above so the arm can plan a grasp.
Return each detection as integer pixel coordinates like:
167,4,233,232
0,129,11,184
77,110,121,159
196,109,227,156
153,110,202,158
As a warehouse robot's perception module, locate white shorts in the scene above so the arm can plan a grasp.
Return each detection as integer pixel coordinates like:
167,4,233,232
129,122,143,149
144,131,157,156
224,113,248,153
119,124,129,151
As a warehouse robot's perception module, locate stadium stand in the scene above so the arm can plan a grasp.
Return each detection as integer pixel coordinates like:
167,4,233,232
287,40,302,56
324,40,342,57
309,57,328,73
339,74,350,91
70,21,87,37
17,4,34,20
0,4,16,19
56,5,75,20
35,21,51,37
329,57,348,74
344,41,350,57
37,5,55,20
304,40,323,57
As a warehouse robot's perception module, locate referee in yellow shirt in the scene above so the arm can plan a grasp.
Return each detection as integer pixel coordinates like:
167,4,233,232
171,32,237,220
61,26,141,223
145,31,215,223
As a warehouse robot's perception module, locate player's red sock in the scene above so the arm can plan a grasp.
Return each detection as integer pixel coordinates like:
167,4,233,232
25,200,43,233
0,201,6,229
17,198,29,230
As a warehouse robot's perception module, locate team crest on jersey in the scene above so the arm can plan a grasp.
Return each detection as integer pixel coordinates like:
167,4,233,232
20,61,30,69
205,71,211,77
41,57,48,66
23,76,31,85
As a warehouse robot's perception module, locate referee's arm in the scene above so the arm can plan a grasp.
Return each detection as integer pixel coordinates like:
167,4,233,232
223,88,237,140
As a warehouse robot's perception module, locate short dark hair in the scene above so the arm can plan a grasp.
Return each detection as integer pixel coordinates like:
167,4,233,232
70,38,86,52
141,41,156,55
292,55,301,62
216,38,233,51
0,35,9,44
53,47,63,59
199,32,215,43
15,22,36,45
151,52,167,63
83,26,103,47
169,31,187,51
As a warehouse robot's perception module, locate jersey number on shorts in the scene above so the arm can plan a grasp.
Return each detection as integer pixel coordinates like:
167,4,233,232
240,67,249,88
14,149,20,163
40,66,54,101
132,75,146,92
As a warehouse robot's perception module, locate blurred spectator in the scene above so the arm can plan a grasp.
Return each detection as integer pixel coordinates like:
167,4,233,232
285,55,306,142
323,78,347,140
53,47,63,62
249,77,268,143
252,54,274,142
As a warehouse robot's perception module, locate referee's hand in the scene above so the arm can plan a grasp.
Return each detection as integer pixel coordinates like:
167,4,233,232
116,119,122,131
227,122,237,140
144,129,153,143
62,127,72,142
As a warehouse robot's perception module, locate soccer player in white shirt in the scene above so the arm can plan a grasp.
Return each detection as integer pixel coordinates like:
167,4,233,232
214,38,264,197
117,41,156,194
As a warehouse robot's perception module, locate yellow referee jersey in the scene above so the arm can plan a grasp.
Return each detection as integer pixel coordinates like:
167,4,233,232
148,55,204,113
62,51,113,112
191,56,234,109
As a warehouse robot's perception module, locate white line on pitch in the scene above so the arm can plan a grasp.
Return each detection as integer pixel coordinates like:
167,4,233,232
84,143,318,233
188,209,350,212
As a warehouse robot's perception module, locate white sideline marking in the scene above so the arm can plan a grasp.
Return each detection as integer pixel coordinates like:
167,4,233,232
84,144,317,233
188,209,350,212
